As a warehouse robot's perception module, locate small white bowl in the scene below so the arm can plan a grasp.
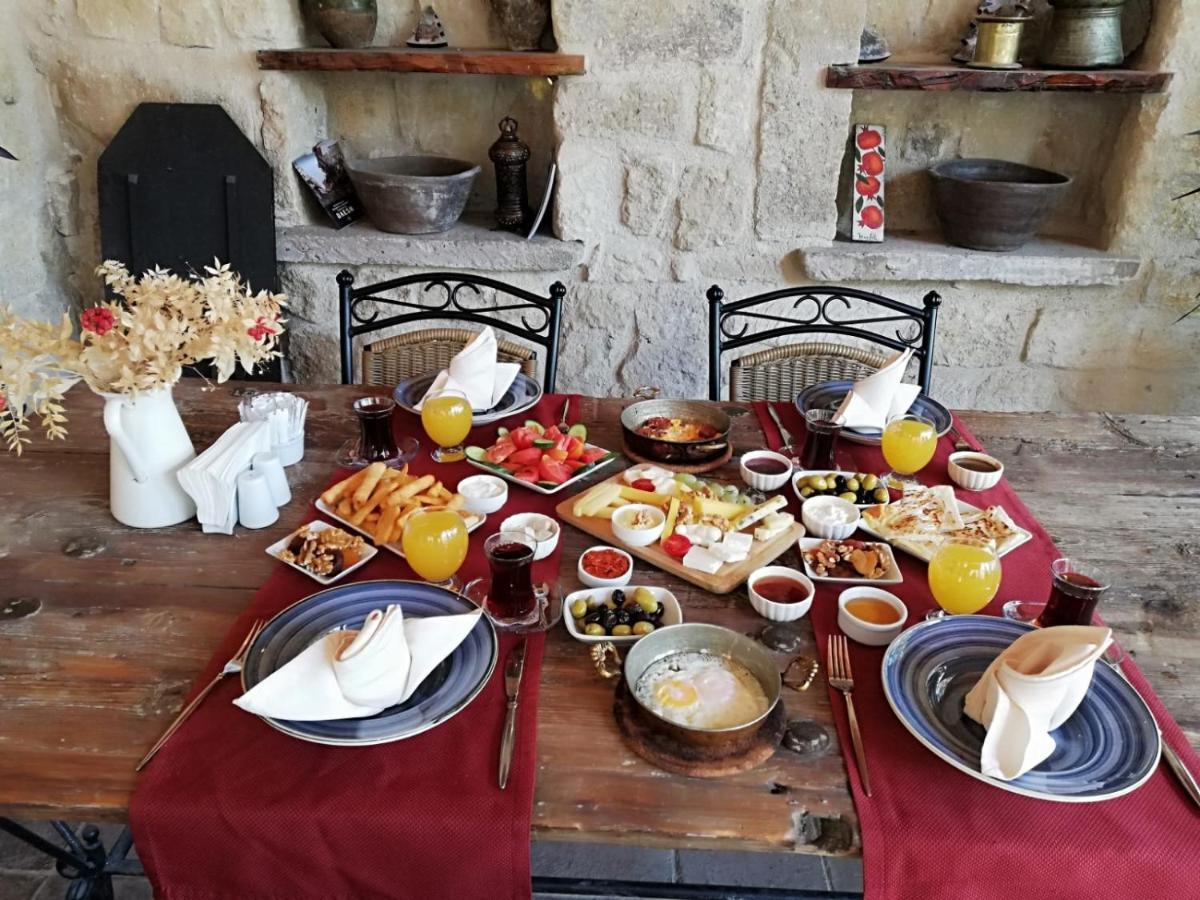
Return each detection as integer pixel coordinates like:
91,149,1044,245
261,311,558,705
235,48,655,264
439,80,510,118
266,520,378,585
739,450,794,492
577,545,634,588
801,495,860,540
947,451,1004,492
456,474,509,515
500,512,560,561
611,504,666,547
747,566,814,622
563,585,682,645
837,587,907,646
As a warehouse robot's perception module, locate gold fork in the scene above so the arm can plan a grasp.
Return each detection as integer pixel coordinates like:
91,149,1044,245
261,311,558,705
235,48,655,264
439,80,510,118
135,619,264,771
827,634,872,797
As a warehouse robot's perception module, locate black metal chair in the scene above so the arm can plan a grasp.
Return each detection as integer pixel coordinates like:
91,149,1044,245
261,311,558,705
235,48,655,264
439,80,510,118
338,270,566,391
707,284,942,402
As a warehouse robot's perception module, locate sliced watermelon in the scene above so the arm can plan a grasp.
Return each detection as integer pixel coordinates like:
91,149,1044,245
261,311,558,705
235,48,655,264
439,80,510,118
509,427,535,450
564,436,584,459
485,439,517,464
538,456,572,485
500,461,524,473
514,466,540,483
580,446,609,464
508,446,544,466
563,459,587,472
546,447,568,462
543,425,563,442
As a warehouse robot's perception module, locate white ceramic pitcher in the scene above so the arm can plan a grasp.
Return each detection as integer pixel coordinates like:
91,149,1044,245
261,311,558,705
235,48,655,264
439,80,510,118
101,386,197,528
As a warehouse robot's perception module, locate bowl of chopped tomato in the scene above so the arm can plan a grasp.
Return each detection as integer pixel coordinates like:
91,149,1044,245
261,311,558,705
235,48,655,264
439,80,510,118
578,545,634,588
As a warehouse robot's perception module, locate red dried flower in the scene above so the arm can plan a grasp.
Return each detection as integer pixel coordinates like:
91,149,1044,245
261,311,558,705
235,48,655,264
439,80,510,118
0,393,7,413
81,306,116,336
247,316,276,342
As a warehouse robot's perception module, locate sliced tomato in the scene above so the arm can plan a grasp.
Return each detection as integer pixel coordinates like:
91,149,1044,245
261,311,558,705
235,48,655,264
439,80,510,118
509,427,535,450
563,459,587,472
513,466,540,483
508,446,544,466
546,448,569,462
580,447,609,464
662,534,692,559
485,439,517,464
538,456,572,485
565,436,584,459
631,478,657,492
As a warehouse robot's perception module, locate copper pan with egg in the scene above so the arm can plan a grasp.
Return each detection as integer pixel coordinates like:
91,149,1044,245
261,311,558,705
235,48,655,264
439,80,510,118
619,623,782,750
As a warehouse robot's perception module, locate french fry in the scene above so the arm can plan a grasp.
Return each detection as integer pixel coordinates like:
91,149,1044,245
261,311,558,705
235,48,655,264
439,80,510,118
376,503,399,544
445,494,465,512
321,468,367,506
353,462,388,506
350,479,399,525
395,501,421,528
337,498,353,518
430,482,451,500
395,473,435,502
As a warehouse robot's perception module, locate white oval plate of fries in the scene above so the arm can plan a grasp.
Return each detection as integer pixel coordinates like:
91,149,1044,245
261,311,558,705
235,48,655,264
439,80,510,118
316,462,486,556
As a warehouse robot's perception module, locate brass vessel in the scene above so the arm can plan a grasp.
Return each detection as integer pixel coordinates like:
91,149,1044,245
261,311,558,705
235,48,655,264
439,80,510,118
969,15,1031,69
1041,0,1126,68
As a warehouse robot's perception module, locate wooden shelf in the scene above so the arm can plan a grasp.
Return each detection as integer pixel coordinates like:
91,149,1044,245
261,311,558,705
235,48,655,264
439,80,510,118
257,48,586,77
825,63,1171,93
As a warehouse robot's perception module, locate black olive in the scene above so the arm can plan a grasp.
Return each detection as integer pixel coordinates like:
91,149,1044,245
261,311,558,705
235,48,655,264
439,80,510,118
584,608,605,625
601,610,618,631
615,608,632,626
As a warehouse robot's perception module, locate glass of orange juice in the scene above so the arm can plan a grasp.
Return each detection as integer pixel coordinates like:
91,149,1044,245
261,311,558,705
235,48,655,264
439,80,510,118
927,542,1001,620
402,508,469,589
421,389,473,463
880,413,938,491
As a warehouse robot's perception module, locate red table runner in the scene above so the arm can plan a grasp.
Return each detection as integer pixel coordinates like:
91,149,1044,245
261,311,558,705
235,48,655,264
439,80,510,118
754,401,1200,900
131,393,581,900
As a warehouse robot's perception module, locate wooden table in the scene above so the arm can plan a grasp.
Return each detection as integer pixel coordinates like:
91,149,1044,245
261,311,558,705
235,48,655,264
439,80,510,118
1,383,1197,859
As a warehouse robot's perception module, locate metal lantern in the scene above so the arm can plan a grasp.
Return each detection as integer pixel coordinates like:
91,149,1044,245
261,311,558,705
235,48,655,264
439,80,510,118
488,116,530,231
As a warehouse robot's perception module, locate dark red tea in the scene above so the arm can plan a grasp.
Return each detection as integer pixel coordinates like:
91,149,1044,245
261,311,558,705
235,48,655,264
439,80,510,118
1038,569,1107,628
354,397,398,462
486,538,537,623
801,410,843,470
754,576,811,605
745,457,790,476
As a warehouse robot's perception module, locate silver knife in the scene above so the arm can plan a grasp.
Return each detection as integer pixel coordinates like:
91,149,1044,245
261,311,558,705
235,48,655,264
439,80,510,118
767,405,794,446
498,638,528,790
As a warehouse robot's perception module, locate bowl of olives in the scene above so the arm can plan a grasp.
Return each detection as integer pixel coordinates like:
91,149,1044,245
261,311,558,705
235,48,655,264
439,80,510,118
792,469,890,508
563,585,682,645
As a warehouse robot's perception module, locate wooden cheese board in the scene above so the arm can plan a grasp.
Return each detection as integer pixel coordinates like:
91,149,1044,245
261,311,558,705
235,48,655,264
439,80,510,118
554,473,804,594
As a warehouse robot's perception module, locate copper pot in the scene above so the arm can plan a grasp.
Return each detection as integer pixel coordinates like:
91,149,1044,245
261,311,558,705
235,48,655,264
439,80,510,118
620,399,731,465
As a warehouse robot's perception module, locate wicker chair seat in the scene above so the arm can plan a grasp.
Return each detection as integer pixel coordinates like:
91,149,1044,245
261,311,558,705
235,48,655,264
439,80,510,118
360,327,537,388
729,341,890,403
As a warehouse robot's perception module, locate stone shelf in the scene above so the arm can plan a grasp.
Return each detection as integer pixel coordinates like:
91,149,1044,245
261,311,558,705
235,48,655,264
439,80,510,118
258,48,586,77
277,217,585,273
825,63,1171,93
799,234,1141,287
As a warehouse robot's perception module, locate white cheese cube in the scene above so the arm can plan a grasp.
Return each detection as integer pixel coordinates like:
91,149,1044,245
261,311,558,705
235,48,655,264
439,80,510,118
722,532,753,554
682,546,724,574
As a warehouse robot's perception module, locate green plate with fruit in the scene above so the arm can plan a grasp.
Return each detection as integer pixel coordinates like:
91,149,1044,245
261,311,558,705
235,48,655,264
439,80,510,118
792,469,890,508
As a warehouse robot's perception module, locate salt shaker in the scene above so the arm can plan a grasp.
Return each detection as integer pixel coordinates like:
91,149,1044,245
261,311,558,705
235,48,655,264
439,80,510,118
237,469,279,529
252,451,291,507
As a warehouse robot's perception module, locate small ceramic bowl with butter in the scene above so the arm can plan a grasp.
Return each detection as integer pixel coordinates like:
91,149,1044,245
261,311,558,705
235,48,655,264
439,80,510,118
947,451,1004,492
500,512,559,561
611,504,666,547
739,450,793,492
801,495,860,540
457,474,508,515
837,587,907,646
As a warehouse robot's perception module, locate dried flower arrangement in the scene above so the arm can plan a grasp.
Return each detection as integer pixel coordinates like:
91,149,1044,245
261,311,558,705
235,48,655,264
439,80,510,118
1,260,286,453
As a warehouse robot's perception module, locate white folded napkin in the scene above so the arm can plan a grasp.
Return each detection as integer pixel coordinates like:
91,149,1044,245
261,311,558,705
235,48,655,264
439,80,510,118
415,327,520,412
963,625,1113,781
177,420,274,535
234,604,482,721
831,349,921,431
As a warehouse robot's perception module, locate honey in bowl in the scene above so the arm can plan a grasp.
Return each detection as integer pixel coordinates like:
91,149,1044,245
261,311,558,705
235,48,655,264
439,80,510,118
843,597,901,626
753,576,811,605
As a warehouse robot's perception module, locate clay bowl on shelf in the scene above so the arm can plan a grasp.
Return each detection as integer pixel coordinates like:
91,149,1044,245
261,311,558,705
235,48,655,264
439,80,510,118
346,155,480,234
620,399,731,466
929,158,1071,252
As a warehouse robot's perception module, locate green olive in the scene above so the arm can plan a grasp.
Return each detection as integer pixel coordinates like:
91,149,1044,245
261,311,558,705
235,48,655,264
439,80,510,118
839,491,858,503
632,621,655,635
872,487,890,503
570,599,589,619
799,486,815,499
584,623,606,636
635,591,658,614
862,474,879,490
612,624,632,636
810,476,828,492
845,478,860,492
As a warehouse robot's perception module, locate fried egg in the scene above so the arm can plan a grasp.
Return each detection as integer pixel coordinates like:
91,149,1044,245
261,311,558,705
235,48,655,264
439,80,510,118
634,651,769,730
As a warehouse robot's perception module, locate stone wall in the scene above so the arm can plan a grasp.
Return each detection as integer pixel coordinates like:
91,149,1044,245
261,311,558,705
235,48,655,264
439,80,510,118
1,0,1197,413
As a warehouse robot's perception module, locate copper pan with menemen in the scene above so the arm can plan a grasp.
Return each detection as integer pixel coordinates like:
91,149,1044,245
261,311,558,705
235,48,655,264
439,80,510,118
620,399,731,466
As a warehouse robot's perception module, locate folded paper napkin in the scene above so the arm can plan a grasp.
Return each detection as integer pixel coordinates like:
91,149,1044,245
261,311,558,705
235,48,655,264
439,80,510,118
234,604,483,721
963,625,1114,781
177,420,274,535
832,348,921,431
415,327,520,413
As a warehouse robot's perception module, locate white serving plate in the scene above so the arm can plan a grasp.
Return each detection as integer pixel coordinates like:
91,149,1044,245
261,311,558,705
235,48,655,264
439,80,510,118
315,498,485,558
562,585,682,645
266,520,378,585
797,537,904,585
464,443,619,495
791,469,890,509
857,498,1033,563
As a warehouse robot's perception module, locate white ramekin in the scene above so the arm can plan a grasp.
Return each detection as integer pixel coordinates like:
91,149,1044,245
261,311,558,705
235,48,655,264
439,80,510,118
747,566,814,622
947,451,1004,492
739,450,794,492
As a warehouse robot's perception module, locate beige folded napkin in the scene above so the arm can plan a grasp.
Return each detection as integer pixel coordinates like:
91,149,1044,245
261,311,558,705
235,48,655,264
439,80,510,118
415,327,520,412
832,349,921,431
234,604,482,721
963,625,1113,780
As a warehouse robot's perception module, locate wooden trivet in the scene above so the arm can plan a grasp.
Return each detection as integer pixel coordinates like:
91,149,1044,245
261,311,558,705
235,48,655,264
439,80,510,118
621,440,733,474
613,679,785,778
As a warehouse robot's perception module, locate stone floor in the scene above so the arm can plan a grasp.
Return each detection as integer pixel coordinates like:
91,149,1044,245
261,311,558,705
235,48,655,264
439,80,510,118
2,822,863,899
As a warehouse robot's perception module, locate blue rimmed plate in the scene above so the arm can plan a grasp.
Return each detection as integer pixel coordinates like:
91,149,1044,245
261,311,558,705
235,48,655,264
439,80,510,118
240,580,497,747
393,372,543,425
795,380,952,446
882,616,1160,802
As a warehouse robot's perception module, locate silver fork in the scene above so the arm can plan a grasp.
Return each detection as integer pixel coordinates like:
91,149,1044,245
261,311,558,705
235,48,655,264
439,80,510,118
135,619,264,771
827,634,873,797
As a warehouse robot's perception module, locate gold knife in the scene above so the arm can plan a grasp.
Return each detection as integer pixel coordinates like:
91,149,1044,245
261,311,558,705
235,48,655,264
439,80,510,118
498,638,528,790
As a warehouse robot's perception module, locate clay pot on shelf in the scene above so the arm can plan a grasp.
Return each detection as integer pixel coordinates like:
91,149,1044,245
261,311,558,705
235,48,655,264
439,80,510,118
346,155,480,234
489,0,550,51
929,158,1071,252
300,0,378,49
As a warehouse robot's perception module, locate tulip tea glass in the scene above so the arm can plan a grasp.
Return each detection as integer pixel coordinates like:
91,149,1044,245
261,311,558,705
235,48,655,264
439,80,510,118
927,542,1001,620
881,413,937,491
1037,558,1110,628
354,396,399,462
402,508,469,590
421,389,473,463
802,409,844,470
483,531,539,628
